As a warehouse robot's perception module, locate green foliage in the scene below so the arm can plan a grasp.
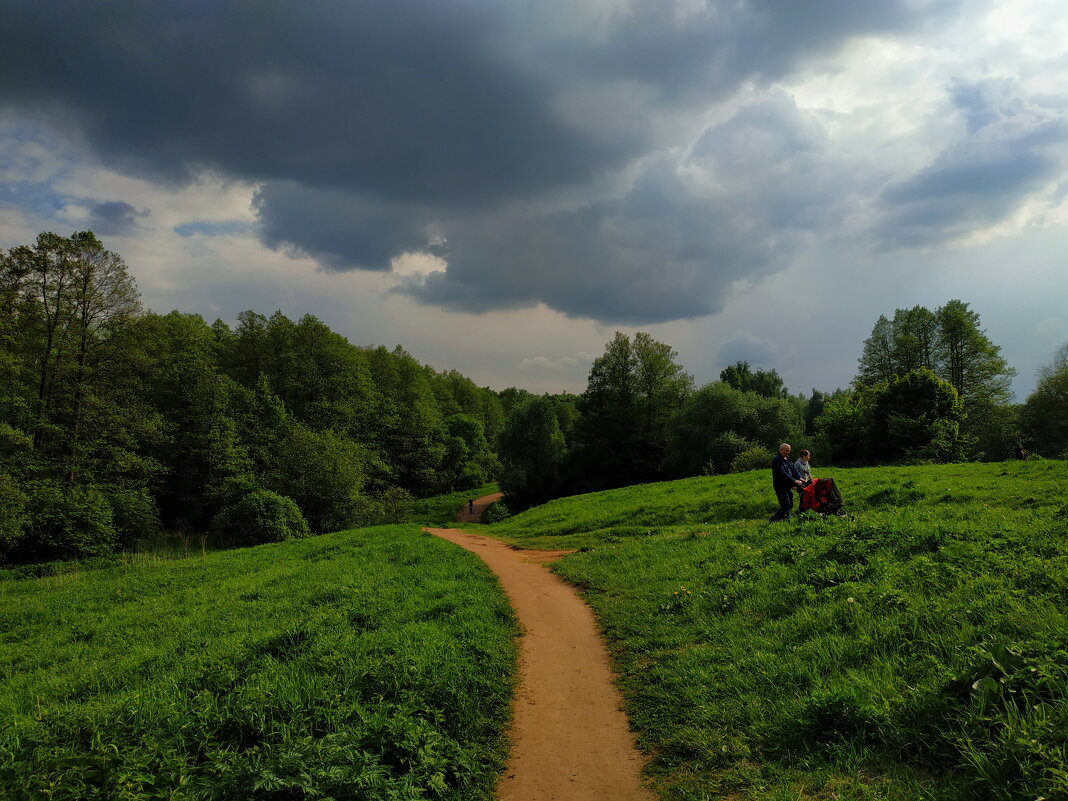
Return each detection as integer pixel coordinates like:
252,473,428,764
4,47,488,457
856,301,1014,405
720,360,788,398
211,489,310,546
13,481,118,562
873,368,969,461
480,500,512,524
265,424,368,533
731,446,771,473
104,486,161,547
0,526,517,800
499,396,566,507
1022,342,1068,457
491,461,1068,800
707,430,754,475
408,484,499,526
569,331,692,492
0,473,27,553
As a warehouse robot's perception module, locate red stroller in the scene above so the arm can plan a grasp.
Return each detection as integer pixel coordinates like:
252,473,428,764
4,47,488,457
799,478,847,516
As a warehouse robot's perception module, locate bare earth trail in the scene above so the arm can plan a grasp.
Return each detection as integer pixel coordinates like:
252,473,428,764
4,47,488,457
425,496,656,801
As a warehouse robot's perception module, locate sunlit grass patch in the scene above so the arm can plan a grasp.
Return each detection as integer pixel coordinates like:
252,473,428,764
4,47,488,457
494,460,1068,800
0,525,517,800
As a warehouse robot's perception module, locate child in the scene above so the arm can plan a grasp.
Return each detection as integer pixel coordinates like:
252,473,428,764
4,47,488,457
794,449,813,484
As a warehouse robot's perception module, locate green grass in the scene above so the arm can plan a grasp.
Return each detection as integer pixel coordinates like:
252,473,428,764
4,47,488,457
409,484,499,526
0,525,518,800
490,461,1068,800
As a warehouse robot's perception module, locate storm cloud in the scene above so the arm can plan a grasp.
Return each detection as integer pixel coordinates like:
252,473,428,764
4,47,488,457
5,0,1063,326
87,201,149,236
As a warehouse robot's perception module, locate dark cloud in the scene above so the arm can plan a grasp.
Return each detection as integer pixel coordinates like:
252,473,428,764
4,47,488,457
88,201,149,235
1,0,974,322
878,81,1068,247
717,337,776,369
400,94,854,323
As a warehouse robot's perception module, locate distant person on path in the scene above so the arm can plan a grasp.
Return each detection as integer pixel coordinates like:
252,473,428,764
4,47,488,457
794,449,813,484
1014,444,1027,460
468,498,475,514
769,442,804,522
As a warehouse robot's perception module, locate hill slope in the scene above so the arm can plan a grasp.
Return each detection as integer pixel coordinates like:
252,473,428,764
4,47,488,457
490,461,1068,800
0,525,517,800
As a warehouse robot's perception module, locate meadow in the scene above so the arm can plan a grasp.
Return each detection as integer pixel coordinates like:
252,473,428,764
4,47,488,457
489,460,1068,800
409,483,499,526
0,525,517,800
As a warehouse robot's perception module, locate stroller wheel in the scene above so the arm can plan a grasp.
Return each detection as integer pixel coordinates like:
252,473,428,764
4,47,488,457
835,508,847,517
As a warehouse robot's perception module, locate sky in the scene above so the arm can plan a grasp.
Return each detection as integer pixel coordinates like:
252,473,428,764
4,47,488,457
2,0,1066,398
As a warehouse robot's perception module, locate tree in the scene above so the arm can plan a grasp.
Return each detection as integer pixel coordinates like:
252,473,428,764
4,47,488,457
720,360,787,398
498,396,566,507
60,232,142,483
570,332,691,490
872,369,969,462
1021,343,1068,456
857,301,1014,404
813,388,875,465
935,300,1014,405
633,332,693,472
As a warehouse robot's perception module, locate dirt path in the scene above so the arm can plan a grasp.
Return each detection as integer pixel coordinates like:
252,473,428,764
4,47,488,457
454,491,504,524
428,516,656,800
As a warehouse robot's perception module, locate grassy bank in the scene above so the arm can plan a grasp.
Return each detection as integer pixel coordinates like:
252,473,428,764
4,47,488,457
0,525,517,800
493,460,1068,800
410,483,499,526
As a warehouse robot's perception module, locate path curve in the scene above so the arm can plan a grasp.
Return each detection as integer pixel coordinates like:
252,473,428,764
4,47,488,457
454,491,504,524
427,523,656,801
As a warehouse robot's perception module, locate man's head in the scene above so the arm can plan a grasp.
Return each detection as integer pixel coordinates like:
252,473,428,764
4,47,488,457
779,443,792,457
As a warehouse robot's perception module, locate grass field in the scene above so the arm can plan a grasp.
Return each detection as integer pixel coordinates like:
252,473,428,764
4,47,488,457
0,525,517,800
409,483,499,526
490,460,1068,800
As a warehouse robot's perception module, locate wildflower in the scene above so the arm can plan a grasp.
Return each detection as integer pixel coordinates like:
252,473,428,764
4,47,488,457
847,597,855,603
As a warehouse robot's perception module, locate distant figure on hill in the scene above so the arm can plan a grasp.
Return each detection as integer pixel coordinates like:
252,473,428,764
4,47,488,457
794,449,813,484
769,443,804,522
1014,444,1027,460
468,498,475,514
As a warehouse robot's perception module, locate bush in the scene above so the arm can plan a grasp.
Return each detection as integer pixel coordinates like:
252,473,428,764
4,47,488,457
456,463,488,491
14,481,118,562
105,487,161,547
371,486,414,525
0,473,27,556
211,490,310,547
481,500,512,524
707,431,754,475
731,446,771,473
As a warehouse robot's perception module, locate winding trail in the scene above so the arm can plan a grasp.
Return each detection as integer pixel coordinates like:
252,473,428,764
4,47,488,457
425,496,656,801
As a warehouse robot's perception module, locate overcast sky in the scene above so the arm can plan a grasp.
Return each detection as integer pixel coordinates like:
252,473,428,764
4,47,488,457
2,0,1066,397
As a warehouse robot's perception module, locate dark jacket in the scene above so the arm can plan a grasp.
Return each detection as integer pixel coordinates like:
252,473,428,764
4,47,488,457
771,452,801,490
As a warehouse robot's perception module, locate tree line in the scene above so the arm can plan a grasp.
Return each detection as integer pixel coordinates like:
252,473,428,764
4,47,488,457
1,232,500,562
497,304,1067,510
3,231,1066,561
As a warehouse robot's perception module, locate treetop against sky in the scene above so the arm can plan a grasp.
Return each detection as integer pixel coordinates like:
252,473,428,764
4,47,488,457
1,0,1066,396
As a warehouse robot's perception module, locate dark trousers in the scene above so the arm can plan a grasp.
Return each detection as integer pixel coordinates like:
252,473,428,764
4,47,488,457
771,487,794,521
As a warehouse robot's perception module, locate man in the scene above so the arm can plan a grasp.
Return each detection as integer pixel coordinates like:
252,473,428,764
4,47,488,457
769,442,803,522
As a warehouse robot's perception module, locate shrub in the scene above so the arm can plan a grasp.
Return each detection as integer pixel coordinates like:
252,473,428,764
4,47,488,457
731,446,771,473
211,490,310,547
104,487,161,547
456,463,488,491
707,431,753,474
0,473,27,556
371,486,414,525
14,481,118,562
481,500,512,524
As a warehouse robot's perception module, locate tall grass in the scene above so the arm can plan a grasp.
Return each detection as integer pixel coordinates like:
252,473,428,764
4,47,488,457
494,461,1068,800
0,525,517,800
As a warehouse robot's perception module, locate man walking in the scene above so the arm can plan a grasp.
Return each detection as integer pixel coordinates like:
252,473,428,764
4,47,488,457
769,442,804,522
